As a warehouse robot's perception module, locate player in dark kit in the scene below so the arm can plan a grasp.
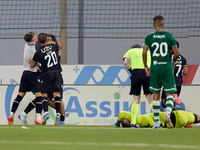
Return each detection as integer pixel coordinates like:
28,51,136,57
29,33,62,125
161,41,188,108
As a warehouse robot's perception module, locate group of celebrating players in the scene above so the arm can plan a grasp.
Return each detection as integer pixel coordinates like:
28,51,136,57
8,32,68,125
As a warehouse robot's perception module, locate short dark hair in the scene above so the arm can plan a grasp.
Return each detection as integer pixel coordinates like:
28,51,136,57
38,33,47,44
131,44,141,48
47,34,57,44
122,122,130,128
153,15,164,25
24,32,35,42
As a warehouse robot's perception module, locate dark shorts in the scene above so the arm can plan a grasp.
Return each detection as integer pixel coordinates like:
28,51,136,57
48,73,63,99
41,72,62,94
130,69,152,95
19,71,41,93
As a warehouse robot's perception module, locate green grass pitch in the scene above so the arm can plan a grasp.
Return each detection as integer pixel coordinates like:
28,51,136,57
0,125,200,150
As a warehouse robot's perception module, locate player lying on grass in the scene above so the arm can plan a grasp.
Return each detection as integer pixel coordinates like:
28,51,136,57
114,110,200,128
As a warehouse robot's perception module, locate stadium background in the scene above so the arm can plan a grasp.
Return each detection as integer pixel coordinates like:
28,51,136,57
0,0,200,125
0,0,200,65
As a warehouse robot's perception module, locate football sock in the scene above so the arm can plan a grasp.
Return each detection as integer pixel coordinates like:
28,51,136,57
24,100,36,114
21,111,27,117
36,113,42,120
10,112,15,118
11,95,23,113
35,96,42,114
54,96,61,114
153,100,160,122
60,114,65,121
42,97,49,113
131,103,139,124
166,95,174,118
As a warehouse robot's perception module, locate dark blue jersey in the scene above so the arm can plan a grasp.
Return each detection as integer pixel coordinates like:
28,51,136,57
32,44,62,76
172,54,187,85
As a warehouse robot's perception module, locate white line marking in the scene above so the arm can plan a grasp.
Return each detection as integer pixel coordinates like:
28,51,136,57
1,140,200,149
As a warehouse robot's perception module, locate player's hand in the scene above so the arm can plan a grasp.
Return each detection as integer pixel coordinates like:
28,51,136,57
145,67,151,76
28,59,32,64
58,50,62,56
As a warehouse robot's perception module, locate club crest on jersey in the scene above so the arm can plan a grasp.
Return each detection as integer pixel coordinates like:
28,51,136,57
153,35,165,38
41,45,52,53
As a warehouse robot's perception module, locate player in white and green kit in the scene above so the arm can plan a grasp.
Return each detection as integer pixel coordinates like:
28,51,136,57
143,15,179,128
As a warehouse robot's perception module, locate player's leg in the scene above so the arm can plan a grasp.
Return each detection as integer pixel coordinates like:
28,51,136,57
53,92,61,125
129,70,141,128
130,95,140,127
149,73,162,128
41,74,50,125
163,74,176,128
41,94,49,125
142,73,153,111
52,72,63,125
152,93,161,128
8,92,26,125
174,85,181,104
161,88,166,108
9,71,29,124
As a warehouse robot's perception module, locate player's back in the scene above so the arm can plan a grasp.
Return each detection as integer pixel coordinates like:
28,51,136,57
144,31,176,75
23,43,38,72
36,44,62,75
173,54,187,85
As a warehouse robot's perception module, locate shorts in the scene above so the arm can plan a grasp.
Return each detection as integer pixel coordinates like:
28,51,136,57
48,73,63,99
19,71,41,93
130,69,152,95
41,72,62,94
149,72,177,94
161,85,181,100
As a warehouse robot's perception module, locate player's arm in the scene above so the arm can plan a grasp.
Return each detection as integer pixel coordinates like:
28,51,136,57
29,59,36,68
183,66,188,75
171,47,179,63
123,57,132,73
143,46,151,76
29,52,39,68
56,40,63,49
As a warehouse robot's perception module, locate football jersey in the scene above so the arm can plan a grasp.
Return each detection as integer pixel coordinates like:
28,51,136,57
32,44,62,75
123,48,151,70
23,43,38,72
172,54,187,85
143,31,177,75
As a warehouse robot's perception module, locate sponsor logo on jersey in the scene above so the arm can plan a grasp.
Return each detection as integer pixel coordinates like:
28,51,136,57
153,61,167,65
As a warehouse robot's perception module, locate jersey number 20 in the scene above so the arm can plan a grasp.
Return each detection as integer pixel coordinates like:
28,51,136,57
152,42,168,57
44,51,58,68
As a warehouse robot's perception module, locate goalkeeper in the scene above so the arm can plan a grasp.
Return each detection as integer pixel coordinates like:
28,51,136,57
114,110,200,128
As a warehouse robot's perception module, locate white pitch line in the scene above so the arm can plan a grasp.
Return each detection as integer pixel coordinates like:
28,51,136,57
1,140,200,149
